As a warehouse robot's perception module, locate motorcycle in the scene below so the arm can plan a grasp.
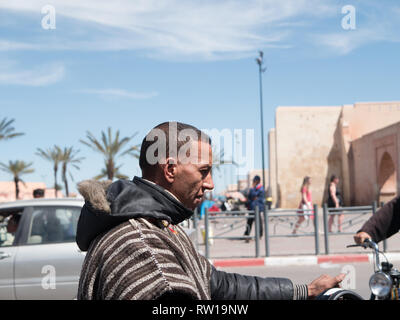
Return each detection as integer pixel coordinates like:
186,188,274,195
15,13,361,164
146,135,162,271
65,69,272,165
318,238,400,300
347,238,400,300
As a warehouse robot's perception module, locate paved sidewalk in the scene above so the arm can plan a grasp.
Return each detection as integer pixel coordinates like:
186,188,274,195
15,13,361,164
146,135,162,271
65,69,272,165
191,210,400,268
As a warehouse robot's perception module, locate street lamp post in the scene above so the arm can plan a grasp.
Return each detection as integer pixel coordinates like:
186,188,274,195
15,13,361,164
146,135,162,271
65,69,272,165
256,51,267,193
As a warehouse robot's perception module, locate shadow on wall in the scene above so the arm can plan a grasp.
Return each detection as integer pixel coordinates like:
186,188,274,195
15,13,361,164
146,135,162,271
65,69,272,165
348,144,356,206
275,183,282,208
377,151,397,204
323,117,344,207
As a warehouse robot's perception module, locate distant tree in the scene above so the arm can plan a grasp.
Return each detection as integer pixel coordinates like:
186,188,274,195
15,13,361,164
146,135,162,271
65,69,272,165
93,162,129,180
0,160,34,199
57,146,84,197
80,127,140,181
0,118,24,141
36,146,62,198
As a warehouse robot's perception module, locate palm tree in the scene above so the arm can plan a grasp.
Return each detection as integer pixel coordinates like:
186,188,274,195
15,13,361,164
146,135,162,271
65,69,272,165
93,162,129,180
0,118,24,141
36,146,62,198
0,160,34,199
80,127,140,181
57,146,85,197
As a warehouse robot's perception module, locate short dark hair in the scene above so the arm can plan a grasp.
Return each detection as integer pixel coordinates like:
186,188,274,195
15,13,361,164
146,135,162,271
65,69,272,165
253,175,261,183
33,188,45,198
9,214,21,224
330,175,338,182
139,121,211,176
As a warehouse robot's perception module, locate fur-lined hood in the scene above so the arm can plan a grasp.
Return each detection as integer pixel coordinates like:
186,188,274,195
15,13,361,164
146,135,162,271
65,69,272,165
75,176,193,251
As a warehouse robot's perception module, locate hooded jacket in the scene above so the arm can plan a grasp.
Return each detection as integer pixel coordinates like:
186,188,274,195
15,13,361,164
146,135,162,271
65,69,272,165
76,176,306,300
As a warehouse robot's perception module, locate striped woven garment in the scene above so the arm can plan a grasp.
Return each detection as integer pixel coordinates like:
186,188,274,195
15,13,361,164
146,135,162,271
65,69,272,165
78,217,212,300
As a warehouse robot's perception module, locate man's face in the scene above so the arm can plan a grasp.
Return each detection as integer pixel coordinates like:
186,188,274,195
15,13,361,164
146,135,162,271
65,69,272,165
7,216,18,234
169,140,214,210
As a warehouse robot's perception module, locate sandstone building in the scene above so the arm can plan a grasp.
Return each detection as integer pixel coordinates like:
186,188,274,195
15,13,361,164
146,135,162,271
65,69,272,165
269,101,400,208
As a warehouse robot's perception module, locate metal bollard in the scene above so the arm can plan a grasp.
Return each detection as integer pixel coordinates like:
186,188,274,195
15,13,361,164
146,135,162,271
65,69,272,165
323,203,329,255
255,206,260,257
264,207,270,257
313,204,320,255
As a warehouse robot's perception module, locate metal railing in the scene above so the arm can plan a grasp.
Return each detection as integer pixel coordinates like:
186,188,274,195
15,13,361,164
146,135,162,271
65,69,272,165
203,205,320,259
264,204,320,257
204,207,261,259
201,201,387,259
322,201,386,254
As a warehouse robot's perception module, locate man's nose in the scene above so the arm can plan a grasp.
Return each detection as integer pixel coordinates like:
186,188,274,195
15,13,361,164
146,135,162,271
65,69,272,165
203,172,214,191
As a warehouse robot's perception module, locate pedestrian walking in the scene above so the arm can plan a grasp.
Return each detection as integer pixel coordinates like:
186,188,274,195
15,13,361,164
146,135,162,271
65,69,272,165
292,176,313,235
327,175,344,232
243,175,264,241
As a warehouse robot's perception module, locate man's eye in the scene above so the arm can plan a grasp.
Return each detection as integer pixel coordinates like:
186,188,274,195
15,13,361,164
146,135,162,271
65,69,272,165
200,168,210,176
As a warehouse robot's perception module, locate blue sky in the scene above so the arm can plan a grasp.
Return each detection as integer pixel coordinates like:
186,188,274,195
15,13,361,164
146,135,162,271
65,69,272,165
0,0,399,195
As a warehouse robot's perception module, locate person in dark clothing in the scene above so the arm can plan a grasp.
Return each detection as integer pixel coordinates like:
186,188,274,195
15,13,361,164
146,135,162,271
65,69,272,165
327,175,344,232
244,175,264,240
354,196,400,244
33,188,45,198
76,121,344,300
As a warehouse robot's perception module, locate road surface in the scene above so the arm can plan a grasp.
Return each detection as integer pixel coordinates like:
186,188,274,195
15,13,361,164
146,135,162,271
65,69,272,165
220,262,375,299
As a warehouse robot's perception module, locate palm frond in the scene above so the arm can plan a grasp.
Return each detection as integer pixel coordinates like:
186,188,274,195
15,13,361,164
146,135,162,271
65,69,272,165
0,118,24,141
81,128,140,180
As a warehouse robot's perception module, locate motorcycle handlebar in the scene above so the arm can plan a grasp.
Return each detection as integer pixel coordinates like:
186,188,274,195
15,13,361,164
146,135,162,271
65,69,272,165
347,239,377,250
347,239,382,272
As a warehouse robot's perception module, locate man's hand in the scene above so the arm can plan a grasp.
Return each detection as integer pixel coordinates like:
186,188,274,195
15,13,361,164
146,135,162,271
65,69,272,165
307,273,346,299
354,231,371,245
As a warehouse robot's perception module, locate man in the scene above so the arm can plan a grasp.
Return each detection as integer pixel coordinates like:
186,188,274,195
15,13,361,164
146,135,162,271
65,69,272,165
77,121,344,300
354,196,400,245
6,214,20,234
1,214,21,246
244,175,264,240
327,175,344,232
33,188,45,198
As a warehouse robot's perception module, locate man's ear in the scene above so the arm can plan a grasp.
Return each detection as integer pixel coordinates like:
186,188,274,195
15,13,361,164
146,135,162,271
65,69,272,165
163,157,177,183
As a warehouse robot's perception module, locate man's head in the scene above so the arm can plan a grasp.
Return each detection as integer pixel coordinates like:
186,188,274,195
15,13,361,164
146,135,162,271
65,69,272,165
139,122,214,210
7,214,21,234
33,188,45,198
252,175,261,187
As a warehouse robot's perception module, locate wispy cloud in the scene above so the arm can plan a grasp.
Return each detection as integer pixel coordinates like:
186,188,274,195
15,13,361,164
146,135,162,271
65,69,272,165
311,29,381,55
0,0,338,60
0,0,399,59
0,61,65,86
0,40,41,51
310,1,400,55
81,88,159,100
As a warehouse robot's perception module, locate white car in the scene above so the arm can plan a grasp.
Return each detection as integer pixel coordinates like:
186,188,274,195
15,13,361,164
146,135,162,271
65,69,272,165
0,197,197,300
0,198,85,300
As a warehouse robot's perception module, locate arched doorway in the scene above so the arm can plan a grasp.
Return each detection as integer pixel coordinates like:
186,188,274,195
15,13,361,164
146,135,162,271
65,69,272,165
377,152,397,204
